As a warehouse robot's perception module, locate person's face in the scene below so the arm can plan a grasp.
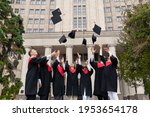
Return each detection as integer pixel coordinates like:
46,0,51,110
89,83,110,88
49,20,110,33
30,49,38,57
103,47,109,53
83,61,88,68
70,63,75,68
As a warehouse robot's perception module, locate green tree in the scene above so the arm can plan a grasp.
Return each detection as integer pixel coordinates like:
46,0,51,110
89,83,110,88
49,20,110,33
118,3,150,98
0,0,25,99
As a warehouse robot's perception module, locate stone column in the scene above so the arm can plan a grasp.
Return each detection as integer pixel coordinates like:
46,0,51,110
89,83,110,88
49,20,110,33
87,45,95,99
66,45,73,64
136,81,147,99
122,80,130,99
20,46,31,94
109,44,121,95
44,46,52,65
87,45,93,62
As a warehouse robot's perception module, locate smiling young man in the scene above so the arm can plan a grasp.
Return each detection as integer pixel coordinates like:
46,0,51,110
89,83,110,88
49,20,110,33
25,49,56,100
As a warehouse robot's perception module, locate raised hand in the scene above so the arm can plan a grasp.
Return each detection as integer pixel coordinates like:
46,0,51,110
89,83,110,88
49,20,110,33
104,47,109,53
51,51,57,57
91,47,96,54
75,59,78,64
77,52,81,58
57,50,60,56
61,57,64,63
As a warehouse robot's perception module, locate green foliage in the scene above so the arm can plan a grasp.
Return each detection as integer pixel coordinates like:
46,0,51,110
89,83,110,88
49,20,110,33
0,0,25,99
118,3,150,96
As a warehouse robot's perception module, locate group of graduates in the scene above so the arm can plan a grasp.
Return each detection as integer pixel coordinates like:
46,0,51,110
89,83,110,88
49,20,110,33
25,45,119,100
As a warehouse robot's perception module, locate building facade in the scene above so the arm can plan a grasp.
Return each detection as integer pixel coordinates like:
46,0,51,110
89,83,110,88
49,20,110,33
9,0,149,99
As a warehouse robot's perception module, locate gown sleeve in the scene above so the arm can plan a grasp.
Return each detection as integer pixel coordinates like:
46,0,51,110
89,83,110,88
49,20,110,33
110,55,118,69
65,61,70,72
52,59,60,70
30,56,47,64
90,58,97,70
89,68,93,76
76,64,82,73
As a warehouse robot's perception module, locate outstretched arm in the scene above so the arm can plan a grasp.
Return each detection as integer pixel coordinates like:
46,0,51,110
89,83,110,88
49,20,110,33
104,47,118,68
30,51,57,64
90,47,97,69
52,50,60,69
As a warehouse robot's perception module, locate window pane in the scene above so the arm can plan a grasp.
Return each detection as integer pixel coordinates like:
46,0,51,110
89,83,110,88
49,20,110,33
29,9,34,14
40,18,45,24
78,6,81,15
34,19,39,24
107,27,113,30
30,0,35,5
73,6,77,15
116,16,122,22
73,17,77,28
82,0,86,4
105,16,112,23
49,19,53,24
118,26,123,30
105,7,111,13
15,8,19,14
33,28,38,32
78,0,81,4
50,0,55,5
41,9,46,14
82,5,86,15
35,9,40,14
26,28,32,33
16,0,20,4
73,0,77,3
20,9,25,14
83,17,86,28
78,17,82,28
115,6,120,12
36,0,41,5
121,6,126,11
41,0,46,5
28,18,33,24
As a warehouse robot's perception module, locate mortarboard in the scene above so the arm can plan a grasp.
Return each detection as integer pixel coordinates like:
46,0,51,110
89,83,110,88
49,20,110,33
51,15,62,24
82,38,87,46
93,24,101,35
68,30,76,39
52,8,62,16
92,34,97,44
59,35,67,44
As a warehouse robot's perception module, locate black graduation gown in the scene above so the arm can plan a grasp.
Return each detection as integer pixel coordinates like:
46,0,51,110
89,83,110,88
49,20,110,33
38,60,53,97
77,64,93,97
52,59,65,96
25,56,47,96
65,61,79,96
104,55,118,92
90,57,108,97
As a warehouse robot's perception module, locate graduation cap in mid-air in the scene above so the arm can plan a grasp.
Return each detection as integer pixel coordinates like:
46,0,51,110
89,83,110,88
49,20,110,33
68,30,76,39
59,35,67,44
82,38,87,46
93,24,101,35
51,15,62,24
92,34,97,44
52,8,62,16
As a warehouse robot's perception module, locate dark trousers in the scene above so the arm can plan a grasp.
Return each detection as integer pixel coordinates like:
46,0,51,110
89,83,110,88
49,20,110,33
54,95,63,100
40,95,49,100
97,95,109,100
26,95,36,100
